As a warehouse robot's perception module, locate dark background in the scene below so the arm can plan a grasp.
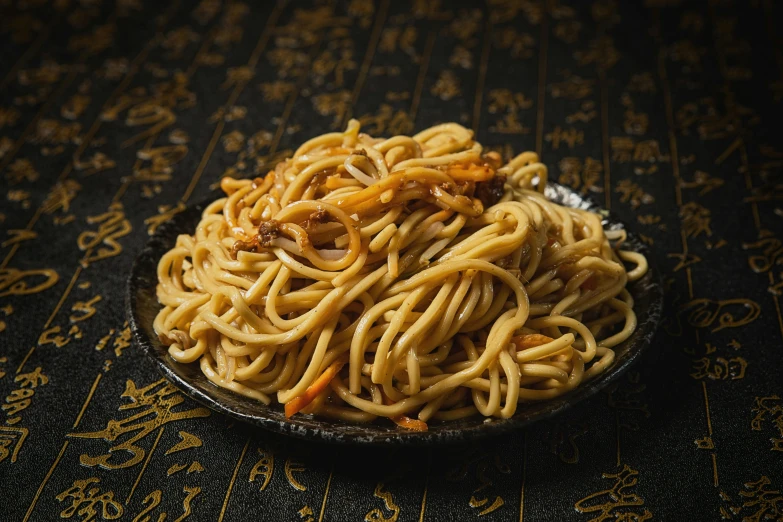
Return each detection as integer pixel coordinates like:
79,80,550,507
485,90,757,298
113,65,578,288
1,0,782,520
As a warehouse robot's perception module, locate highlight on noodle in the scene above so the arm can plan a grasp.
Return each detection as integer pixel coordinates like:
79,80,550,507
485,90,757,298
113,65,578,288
153,120,649,431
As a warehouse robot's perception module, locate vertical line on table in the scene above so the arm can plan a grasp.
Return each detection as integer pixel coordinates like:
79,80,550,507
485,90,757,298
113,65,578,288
417,453,432,522
126,426,165,505
22,440,69,522
518,431,527,522
748,192,762,231
702,381,719,487
218,437,251,522
15,346,36,374
342,0,390,127
43,266,82,329
657,32,684,209
535,7,548,157
246,2,286,70
72,373,102,429
183,2,230,80
180,118,226,203
269,10,332,155
183,28,215,79
318,465,334,522
0,17,56,91
765,0,782,53
600,70,611,209
180,2,284,203
763,0,783,78
0,207,42,270
770,272,783,343
702,381,713,436
615,408,621,466
738,122,761,233
472,16,492,134
158,0,183,29
711,454,719,487
713,137,740,165
706,3,762,236
409,30,436,123
657,14,692,279
112,133,157,203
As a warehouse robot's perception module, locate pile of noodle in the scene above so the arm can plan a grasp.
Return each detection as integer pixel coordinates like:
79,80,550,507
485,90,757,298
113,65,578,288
154,120,648,429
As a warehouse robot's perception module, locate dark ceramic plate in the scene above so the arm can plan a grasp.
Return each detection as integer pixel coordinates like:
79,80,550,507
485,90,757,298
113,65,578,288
127,183,663,445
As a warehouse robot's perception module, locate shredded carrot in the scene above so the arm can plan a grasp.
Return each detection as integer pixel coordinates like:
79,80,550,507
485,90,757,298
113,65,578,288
381,393,428,432
512,333,555,350
392,415,428,431
446,163,495,182
285,357,347,418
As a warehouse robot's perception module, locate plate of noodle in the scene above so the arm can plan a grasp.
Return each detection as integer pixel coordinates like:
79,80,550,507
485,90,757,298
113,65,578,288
127,121,662,444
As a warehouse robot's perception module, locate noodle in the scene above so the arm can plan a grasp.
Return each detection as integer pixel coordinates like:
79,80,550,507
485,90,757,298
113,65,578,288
153,120,648,430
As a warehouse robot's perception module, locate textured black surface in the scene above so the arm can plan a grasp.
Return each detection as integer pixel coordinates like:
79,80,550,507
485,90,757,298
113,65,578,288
127,184,663,445
2,0,783,520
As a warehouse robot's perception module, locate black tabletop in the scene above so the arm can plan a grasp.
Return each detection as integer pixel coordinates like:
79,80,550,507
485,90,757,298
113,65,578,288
1,1,782,521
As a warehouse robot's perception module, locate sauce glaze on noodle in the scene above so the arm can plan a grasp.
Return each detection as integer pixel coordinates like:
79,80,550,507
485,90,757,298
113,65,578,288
153,120,648,430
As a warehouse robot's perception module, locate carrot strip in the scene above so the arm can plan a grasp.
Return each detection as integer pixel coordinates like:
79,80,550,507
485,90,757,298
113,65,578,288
446,163,495,182
392,416,428,431
285,357,347,418
381,393,428,432
512,333,555,350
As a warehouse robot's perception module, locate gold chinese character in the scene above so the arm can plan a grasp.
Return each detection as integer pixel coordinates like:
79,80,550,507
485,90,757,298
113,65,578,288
161,26,199,59
73,152,115,177
431,70,461,101
56,478,124,521
0,107,20,128
557,156,602,195
312,91,350,128
69,379,210,469
61,94,91,120
493,27,534,59
0,426,28,464
0,267,59,298
545,126,584,150
575,465,652,521
69,295,102,323
42,180,81,214
679,201,711,238
615,180,654,208
144,202,186,235
720,476,783,519
250,447,275,491
750,396,783,452
259,81,294,103
574,36,619,70
77,203,132,267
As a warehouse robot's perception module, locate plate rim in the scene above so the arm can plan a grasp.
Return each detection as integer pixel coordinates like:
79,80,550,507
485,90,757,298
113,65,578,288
126,182,664,445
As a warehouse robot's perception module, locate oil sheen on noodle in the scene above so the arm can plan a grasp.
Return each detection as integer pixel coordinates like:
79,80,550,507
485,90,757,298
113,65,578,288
153,120,648,431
